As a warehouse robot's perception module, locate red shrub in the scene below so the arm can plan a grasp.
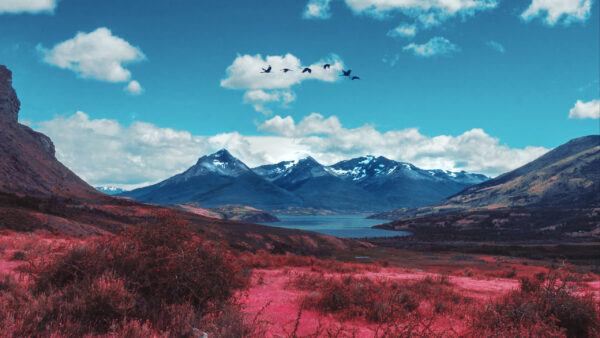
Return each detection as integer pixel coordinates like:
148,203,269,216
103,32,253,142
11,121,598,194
468,273,600,337
10,210,250,336
294,274,468,324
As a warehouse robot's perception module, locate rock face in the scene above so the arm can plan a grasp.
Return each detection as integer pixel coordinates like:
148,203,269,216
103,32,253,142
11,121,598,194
0,66,20,124
0,65,99,199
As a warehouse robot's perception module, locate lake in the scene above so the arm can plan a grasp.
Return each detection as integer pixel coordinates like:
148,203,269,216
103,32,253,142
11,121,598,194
260,214,410,238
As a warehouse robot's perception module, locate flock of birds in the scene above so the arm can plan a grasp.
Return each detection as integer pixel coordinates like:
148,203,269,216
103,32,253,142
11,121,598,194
260,63,360,80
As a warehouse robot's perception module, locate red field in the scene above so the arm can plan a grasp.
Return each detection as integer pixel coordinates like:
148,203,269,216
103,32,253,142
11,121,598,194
0,221,598,337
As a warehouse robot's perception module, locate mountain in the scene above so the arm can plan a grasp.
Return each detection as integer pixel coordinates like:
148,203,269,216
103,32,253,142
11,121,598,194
0,66,100,201
120,149,301,209
253,155,488,212
255,157,382,211
328,156,489,208
96,186,125,195
371,135,600,220
124,148,488,213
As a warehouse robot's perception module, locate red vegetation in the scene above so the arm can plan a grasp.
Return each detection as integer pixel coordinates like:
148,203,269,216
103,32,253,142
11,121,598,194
469,273,600,337
0,220,598,337
293,273,469,323
0,211,251,336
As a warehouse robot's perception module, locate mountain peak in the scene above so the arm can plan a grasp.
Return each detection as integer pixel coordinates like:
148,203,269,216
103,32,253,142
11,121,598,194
214,148,232,157
298,156,320,165
0,65,20,124
176,149,251,180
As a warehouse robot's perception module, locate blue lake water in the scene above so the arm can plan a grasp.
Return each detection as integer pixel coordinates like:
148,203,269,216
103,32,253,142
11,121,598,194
260,214,409,238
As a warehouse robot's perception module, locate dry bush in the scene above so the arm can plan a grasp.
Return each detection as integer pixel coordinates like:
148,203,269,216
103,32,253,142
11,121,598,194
241,250,381,274
468,273,600,337
292,273,469,324
0,210,253,336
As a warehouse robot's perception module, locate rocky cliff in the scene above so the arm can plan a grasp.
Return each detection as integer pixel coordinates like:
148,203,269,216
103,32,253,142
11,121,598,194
0,65,99,199
0,66,20,124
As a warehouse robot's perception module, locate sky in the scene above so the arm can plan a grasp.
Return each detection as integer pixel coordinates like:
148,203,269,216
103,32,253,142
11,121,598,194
0,0,598,188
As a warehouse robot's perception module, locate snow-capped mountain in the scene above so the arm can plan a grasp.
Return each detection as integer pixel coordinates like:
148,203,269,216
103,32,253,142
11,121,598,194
257,157,332,187
121,150,489,213
328,155,488,185
120,149,300,208
95,186,125,195
163,149,251,185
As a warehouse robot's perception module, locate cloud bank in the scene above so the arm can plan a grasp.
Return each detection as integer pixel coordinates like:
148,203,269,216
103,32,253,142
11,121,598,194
35,112,549,188
0,0,56,14
304,0,498,37
39,27,146,91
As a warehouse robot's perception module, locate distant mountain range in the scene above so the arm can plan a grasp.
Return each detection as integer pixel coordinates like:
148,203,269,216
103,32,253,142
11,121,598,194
120,149,489,213
96,186,125,195
371,135,600,220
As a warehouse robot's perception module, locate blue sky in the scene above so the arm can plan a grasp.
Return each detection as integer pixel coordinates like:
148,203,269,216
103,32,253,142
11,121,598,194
0,0,598,187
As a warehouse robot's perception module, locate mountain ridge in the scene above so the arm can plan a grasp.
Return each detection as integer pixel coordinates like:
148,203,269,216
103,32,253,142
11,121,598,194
121,149,490,213
371,135,600,220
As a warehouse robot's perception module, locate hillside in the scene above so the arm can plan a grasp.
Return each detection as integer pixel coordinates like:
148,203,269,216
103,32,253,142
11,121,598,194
371,135,600,220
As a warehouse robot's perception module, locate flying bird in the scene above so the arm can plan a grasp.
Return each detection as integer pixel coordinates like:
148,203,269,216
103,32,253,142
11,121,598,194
351,76,360,80
281,68,293,73
341,69,352,77
323,63,331,69
261,65,272,73
302,67,312,74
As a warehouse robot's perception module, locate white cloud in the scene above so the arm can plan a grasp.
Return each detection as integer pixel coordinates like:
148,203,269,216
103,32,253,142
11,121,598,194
344,0,498,16
486,40,505,53
258,113,343,137
0,0,56,14
521,0,592,25
569,99,600,119
35,112,549,187
221,53,344,113
257,114,549,176
387,23,417,38
125,80,143,95
36,111,210,187
382,53,401,66
221,53,343,90
39,27,146,84
243,89,296,114
307,0,497,32
403,36,459,57
304,0,333,19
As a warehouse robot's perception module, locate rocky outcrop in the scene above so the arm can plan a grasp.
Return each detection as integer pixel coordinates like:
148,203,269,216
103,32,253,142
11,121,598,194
0,65,20,124
0,65,99,199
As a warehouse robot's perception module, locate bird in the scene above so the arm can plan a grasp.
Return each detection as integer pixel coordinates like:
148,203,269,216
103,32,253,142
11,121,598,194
341,69,352,77
281,68,293,73
302,67,312,74
351,76,360,80
323,63,331,69
261,65,272,73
